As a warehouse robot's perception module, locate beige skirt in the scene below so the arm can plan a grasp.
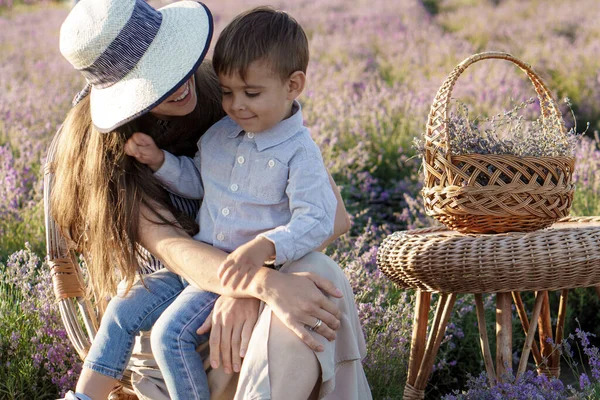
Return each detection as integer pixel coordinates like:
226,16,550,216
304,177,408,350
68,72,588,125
128,252,371,400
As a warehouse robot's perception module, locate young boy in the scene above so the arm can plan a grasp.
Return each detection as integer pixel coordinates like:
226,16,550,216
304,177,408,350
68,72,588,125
128,6,337,287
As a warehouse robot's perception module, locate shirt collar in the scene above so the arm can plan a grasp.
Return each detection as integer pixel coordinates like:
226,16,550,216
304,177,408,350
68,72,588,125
226,101,305,151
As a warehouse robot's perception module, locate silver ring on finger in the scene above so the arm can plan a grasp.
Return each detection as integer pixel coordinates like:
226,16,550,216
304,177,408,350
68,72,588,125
310,318,323,332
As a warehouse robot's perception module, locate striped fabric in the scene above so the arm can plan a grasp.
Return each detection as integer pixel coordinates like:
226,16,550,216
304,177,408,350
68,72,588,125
72,83,92,106
137,193,200,275
79,0,162,89
168,192,200,217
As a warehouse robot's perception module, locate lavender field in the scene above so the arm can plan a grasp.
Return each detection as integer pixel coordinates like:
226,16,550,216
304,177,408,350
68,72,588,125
2,0,600,398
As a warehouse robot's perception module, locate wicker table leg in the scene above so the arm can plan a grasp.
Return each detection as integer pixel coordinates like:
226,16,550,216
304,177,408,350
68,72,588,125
404,290,431,400
537,291,559,378
414,293,457,393
516,292,545,377
546,289,569,378
555,290,568,349
512,292,543,367
474,294,495,386
404,292,456,400
496,292,512,382
514,290,567,379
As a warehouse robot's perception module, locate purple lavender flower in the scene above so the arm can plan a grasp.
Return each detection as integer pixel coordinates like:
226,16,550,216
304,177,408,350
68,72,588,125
579,373,591,390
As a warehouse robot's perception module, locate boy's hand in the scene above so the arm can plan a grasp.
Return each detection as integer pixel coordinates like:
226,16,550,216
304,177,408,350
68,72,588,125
218,237,276,290
124,132,165,172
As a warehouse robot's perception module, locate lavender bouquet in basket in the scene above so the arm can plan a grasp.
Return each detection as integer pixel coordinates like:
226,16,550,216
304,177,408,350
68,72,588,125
444,98,579,160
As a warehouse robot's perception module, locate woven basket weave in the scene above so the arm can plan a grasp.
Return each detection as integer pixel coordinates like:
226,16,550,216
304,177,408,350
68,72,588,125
422,52,575,234
376,216,600,294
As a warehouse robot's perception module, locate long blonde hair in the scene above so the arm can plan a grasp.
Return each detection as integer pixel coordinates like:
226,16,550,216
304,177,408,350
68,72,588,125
51,62,224,299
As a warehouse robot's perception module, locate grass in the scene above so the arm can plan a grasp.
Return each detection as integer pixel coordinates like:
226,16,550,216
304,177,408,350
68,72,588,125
0,202,45,263
571,188,600,217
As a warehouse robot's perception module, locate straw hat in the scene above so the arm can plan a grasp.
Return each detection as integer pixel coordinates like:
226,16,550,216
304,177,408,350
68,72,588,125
60,0,213,132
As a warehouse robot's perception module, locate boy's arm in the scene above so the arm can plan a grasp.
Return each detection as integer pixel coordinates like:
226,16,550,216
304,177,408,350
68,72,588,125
126,131,204,199
257,152,336,264
153,150,204,199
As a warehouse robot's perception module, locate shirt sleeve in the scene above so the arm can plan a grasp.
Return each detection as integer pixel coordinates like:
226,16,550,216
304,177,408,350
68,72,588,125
258,150,336,265
153,149,204,199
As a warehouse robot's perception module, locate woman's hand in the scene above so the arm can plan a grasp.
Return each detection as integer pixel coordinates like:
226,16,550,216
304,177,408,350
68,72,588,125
262,270,344,352
197,296,260,375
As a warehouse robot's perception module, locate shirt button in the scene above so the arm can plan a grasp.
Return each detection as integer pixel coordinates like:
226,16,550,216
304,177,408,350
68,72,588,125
216,233,225,241
230,184,239,192
222,207,230,216
268,159,275,168
237,156,245,164
247,132,255,139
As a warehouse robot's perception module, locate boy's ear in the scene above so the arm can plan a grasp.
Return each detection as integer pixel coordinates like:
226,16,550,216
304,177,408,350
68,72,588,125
286,71,306,100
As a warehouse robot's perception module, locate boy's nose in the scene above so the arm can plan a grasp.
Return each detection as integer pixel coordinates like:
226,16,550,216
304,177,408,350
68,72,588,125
232,96,246,111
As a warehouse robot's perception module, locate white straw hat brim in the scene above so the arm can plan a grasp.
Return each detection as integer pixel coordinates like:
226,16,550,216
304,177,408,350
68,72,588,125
89,1,212,132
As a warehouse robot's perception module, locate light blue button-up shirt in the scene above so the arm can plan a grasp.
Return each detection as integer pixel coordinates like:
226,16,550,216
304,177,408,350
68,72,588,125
154,101,336,265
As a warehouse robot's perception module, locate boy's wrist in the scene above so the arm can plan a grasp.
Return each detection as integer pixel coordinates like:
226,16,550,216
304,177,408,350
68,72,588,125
148,150,165,172
252,236,276,261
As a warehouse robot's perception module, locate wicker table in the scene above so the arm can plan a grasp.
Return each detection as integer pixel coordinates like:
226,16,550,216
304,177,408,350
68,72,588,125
376,217,600,400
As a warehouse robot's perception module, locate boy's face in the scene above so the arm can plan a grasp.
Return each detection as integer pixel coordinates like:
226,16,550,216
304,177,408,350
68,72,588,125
219,59,295,133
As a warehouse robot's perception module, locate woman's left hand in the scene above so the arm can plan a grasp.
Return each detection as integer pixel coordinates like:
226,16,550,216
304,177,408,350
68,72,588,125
261,270,343,351
197,296,260,375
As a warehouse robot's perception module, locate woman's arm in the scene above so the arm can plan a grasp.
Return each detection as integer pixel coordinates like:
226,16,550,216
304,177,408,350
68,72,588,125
139,204,227,293
315,173,351,251
138,203,342,349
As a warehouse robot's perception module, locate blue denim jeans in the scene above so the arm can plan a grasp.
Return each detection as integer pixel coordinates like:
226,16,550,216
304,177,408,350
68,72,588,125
84,268,218,400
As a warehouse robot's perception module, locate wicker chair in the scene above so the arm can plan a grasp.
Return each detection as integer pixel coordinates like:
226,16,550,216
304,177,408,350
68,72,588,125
44,127,139,399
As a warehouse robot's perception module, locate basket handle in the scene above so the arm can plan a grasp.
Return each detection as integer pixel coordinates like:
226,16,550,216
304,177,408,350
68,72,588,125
424,51,567,156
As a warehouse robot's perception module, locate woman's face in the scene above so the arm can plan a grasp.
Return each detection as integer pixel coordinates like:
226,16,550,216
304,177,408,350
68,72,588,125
151,76,197,118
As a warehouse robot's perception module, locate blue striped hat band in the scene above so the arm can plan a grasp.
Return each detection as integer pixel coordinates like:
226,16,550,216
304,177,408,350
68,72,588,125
78,0,162,89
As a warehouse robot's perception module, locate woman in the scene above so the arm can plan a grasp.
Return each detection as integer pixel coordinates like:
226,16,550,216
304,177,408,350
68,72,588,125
53,0,371,399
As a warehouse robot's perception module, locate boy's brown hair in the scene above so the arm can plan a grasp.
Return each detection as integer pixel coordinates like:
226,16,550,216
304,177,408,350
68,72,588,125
213,6,309,80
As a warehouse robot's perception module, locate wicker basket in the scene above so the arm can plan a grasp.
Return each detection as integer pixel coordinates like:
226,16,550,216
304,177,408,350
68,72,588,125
422,52,575,234
376,216,600,294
